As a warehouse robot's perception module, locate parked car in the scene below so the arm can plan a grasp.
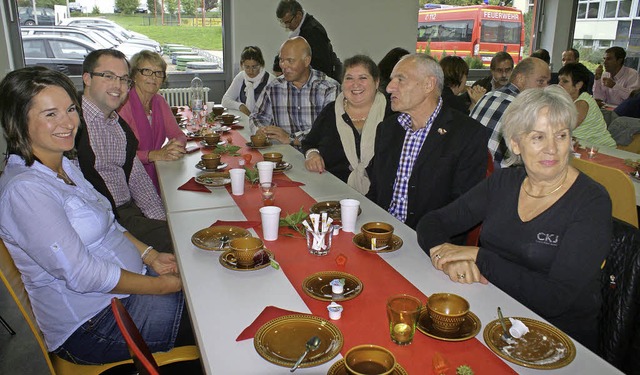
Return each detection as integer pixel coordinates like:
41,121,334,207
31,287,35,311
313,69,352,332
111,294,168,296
135,6,149,14
68,3,83,13
21,35,96,75
18,7,55,26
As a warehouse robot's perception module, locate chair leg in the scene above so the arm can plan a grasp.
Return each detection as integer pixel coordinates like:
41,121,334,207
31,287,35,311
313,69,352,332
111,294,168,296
0,314,16,335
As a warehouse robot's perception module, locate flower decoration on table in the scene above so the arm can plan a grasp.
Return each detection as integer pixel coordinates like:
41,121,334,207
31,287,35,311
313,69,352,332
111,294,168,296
215,143,241,156
624,159,640,169
243,166,259,183
278,207,308,237
432,352,449,375
456,365,474,375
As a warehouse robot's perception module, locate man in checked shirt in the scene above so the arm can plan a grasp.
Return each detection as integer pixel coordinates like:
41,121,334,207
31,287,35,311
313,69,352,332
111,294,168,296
367,54,488,231
74,49,174,253
250,36,339,148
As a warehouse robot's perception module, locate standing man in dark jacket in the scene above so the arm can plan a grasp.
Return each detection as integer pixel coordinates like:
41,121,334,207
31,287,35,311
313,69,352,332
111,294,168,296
273,0,342,81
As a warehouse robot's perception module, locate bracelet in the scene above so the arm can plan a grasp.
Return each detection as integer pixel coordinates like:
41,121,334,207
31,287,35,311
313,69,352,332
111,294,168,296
141,246,153,262
305,148,320,160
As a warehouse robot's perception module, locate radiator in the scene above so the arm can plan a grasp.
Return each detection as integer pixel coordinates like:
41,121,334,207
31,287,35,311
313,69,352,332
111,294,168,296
159,87,210,107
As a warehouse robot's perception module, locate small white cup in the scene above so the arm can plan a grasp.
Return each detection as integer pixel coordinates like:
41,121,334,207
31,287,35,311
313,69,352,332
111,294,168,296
206,101,216,113
229,168,245,196
327,302,343,320
259,206,281,241
508,318,530,338
256,161,274,184
340,199,360,233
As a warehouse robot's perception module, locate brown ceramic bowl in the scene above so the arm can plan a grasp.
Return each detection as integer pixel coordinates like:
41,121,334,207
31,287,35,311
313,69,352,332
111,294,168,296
204,133,221,146
427,293,469,333
361,222,394,249
201,153,221,169
221,113,236,124
251,134,267,147
262,152,283,165
212,104,226,116
344,344,396,375
228,236,265,267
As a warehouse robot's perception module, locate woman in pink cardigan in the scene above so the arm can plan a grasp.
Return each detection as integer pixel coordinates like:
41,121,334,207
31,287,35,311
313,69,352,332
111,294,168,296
119,51,187,193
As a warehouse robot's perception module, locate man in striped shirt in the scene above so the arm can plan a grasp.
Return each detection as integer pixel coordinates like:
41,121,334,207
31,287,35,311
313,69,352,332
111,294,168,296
250,37,339,148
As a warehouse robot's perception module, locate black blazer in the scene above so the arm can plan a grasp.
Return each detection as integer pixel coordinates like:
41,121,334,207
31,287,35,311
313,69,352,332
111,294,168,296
367,105,488,229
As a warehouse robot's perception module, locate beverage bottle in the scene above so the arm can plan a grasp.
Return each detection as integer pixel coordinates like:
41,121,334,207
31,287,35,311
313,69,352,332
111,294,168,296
190,74,204,126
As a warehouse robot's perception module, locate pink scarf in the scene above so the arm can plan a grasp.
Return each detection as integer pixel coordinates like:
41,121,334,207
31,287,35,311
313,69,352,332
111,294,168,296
128,88,165,193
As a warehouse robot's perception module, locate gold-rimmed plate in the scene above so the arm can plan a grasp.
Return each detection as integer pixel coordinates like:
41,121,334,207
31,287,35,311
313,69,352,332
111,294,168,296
417,310,481,341
352,233,403,253
190,226,250,251
309,201,362,222
199,139,227,148
195,162,229,172
246,141,272,149
483,317,576,369
302,271,363,302
273,162,292,173
219,249,273,271
327,359,408,375
254,314,343,368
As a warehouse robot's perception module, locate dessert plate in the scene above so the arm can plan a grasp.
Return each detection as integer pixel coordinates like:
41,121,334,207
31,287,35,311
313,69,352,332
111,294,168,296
195,162,228,172
191,226,250,251
302,271,363,302
246,141,272,149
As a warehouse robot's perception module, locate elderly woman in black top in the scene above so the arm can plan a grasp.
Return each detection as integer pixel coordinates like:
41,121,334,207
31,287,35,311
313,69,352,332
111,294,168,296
302,55,392,195
417,86,612,351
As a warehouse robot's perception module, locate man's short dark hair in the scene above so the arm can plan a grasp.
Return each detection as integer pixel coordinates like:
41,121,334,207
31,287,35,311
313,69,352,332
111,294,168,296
489,51,514,70
531,49,551,65
276,0,302,18
569,48,580,60
82,49,129,75
606,46,626,61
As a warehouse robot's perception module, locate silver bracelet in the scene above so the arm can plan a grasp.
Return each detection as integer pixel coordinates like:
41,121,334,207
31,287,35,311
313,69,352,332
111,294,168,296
141,246,154,261
305,148,320,160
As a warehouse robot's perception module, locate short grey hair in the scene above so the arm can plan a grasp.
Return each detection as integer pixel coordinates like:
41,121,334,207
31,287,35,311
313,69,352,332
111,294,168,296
501,85,577,165
400,53,444,95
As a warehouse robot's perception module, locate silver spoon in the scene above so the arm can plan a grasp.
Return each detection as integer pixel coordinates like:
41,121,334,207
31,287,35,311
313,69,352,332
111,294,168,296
218,235,230,250
290,336,321,372
497,307,514,343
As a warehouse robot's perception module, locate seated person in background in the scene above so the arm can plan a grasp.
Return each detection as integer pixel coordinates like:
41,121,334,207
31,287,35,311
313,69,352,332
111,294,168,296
594,46,640,106
558,62,616,147
367,54,488,230
417,86,612,352
0,67,196,365
562,48,594,94
222,46,275,116
118,50,187,193
76,49,173,253
302,55,392,195
377,47,410,94
250,37,339,148
614,88,640,118
439,55,484,114
472,51,514,93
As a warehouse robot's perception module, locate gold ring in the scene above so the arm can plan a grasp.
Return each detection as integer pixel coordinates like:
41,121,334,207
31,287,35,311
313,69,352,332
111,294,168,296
435,254,442,260
457,273,466,279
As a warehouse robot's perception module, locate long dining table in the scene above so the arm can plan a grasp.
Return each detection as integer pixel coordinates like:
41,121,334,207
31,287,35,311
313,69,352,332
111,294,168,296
155,110,622,374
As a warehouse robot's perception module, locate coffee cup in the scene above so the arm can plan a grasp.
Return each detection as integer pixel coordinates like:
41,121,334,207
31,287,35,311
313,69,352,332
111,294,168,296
344,345,396,375
212,104,225,116
427,293,469,333
201,153,221,169
226,237,265,267
361,222,394,249
221,113,236,124
204,133,220,146
251,134,267,147
262,152,283,165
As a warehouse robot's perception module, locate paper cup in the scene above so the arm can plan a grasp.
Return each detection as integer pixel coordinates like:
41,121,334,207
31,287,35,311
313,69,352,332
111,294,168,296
340,199,360,233
229,168,245,196
260,206,281,241
256,161,274,184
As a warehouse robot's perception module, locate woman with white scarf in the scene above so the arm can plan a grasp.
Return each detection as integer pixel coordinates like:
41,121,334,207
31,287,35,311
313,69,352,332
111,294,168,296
222,46,275,116
302,55,392,195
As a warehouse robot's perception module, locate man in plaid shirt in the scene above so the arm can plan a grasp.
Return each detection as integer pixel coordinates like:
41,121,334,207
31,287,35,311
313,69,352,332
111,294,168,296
250,37,339,148
470,57,550,166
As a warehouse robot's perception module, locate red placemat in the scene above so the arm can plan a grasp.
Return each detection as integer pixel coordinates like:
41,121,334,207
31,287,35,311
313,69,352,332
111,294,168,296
576,149,635,173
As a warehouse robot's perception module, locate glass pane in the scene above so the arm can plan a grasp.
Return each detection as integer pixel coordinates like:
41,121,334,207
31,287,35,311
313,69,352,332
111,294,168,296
604,2,617,18
578,4,587,18
481,21,521,44
417,21,474,43
587,2,600,18
618,0,631,17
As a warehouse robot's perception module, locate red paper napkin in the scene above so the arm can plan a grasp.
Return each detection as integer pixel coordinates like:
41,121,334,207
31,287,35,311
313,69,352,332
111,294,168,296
236,306,309,341
210,220,261,229
177,177,211,193
272,178,305,187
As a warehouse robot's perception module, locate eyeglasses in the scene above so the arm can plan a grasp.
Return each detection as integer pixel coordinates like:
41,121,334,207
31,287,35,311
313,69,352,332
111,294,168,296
242,64,261,72
90,72,132,87
492,67,513,75
137,68,166,78
279,13,297,27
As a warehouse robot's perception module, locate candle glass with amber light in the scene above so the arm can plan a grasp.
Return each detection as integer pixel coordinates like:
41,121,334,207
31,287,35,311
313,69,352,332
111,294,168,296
259,182,277,206
386,294,422,345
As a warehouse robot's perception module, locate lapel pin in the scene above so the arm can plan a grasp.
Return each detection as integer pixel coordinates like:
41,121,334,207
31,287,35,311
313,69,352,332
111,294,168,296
437,128,447,135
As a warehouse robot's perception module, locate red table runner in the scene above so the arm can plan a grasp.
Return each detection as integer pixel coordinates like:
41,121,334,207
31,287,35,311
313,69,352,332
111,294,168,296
576,148,635,173
221,130,515,374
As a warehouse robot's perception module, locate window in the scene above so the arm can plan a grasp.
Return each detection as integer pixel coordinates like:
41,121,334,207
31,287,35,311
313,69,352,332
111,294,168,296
604,1,617,18
417,21,474,43
23,39,46,58
587,2,600,18
49,40,92,59
578,3,587,18
599,40,612,48
618,0,631,17
481,21,522,44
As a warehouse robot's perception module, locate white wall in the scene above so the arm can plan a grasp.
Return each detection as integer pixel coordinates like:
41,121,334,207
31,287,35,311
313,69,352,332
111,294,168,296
229,0,419,76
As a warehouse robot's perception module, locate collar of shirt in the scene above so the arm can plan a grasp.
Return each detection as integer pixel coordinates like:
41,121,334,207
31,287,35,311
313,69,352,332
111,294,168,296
82,96,119,126
396,96,443,134
501,82,521,96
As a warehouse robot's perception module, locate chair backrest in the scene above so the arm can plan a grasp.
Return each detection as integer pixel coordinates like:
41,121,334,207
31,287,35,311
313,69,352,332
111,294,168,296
0,239,57,374
570,157,638,228
110,298,160,375
599,218,640,372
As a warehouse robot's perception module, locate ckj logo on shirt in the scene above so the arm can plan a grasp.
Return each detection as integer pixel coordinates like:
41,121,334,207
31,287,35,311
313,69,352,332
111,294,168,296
536,232,559,246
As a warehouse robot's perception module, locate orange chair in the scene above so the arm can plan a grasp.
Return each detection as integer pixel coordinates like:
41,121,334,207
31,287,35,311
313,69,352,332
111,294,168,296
0,239,199,374
571,157,639,228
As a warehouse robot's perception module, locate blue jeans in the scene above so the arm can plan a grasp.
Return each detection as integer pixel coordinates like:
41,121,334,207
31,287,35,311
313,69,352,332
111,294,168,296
53,291,186,365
